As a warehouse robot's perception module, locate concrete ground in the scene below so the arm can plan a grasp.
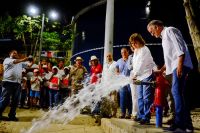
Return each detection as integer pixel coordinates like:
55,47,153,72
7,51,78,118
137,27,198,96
0,107,103,133
0,107,200,133
101,108,200,133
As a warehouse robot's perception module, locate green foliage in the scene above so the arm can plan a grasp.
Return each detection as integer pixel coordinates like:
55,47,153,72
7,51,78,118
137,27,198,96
0,14,73,58
0,15,14,38
62,25,73,49
42,32,61,50
14,15,36,39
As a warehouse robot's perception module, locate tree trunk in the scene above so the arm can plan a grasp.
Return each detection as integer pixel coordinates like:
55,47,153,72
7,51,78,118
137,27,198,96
32,31,40,57
22,34,27,56
183,0,200,72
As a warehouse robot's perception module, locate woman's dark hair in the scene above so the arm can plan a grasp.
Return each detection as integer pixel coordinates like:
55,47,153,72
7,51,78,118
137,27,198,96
129,33,146,46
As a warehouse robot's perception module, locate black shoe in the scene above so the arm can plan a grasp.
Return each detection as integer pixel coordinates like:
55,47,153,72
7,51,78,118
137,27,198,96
8,117,19,121
166,118,174,125
163,112,168,117
125,115,131,119
139,119,150,125
133,117,141,122
119,114,125,119
166,124,185,132
0,115,9,121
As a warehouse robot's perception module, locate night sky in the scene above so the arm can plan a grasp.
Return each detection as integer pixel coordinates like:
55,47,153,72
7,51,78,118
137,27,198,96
71,0,195,67
0,0,200,107
0,0,192,43
0,0,197,67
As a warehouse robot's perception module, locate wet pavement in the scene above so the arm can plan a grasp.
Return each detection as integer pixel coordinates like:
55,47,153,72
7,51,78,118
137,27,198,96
0,107,200,133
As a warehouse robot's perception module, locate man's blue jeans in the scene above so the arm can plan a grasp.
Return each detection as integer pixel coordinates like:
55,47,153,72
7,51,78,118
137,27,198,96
119,84,132,116
172,66,193,129
0,81,21,118
137,74,154,121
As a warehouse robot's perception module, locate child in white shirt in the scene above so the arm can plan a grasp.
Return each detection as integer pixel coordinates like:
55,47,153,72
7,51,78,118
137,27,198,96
30,69,43,108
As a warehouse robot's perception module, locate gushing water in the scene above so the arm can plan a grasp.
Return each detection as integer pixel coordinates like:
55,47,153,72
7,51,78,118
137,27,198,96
22,71,132,133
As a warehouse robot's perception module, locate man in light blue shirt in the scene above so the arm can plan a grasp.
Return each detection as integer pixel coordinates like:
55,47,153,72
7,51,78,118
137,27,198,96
0,50,28,121
116,47,132,119
147,20,193,132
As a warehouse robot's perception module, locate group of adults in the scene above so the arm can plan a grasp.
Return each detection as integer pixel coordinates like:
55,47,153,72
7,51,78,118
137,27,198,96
0,19,194,133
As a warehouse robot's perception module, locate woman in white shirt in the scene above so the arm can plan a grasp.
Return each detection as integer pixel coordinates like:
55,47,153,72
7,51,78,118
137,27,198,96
129,33,157,125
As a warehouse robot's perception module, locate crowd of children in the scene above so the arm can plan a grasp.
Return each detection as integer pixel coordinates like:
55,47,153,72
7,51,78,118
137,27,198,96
18,59,71,109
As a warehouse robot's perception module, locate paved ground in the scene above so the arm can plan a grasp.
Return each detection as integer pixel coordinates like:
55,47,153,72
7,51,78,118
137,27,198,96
190,108,200,132
0,107,200,133
0,108,103,133
101,108,200,133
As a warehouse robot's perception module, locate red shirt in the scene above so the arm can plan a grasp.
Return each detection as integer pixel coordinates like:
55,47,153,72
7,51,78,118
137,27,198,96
154,74,170,106
90,64,102,84
49,74,60,90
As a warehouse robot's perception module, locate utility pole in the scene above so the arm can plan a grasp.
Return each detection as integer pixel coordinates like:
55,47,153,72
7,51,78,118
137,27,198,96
38,13,45,63
103,0,114,64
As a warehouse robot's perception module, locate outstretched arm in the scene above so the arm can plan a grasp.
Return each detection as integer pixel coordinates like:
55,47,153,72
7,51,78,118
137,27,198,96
13,57,28,64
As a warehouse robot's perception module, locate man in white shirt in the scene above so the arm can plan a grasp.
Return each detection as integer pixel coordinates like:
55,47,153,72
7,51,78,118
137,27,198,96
102,53,118,117
0,50,28,121
147,20,193,132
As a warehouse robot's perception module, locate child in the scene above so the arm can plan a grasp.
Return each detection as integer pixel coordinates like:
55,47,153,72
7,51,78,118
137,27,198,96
60,66,70,103
49,66,61,108
19,69,28,108
30,69,43,109
40,65,52,108
154,72,170,127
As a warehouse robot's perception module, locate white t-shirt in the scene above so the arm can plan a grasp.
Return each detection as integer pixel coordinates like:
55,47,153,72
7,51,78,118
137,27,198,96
102,61,117,82
3,58,27,83
103,61,117,74
58,68,65,77
43,71,53,87
31,75,43,91
26,63,38,80
21,76,27,90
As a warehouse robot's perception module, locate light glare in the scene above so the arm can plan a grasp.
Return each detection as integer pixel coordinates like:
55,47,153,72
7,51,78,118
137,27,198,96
27,5,39,16
49,10,59,20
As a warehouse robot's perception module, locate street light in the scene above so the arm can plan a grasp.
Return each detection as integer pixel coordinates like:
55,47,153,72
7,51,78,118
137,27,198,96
145,1,151,18
27,4,59,62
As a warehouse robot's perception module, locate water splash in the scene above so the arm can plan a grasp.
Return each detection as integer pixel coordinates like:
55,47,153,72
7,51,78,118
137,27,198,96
22,71,132,133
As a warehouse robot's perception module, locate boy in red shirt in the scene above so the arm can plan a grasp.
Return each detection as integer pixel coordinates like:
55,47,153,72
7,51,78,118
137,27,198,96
49,66,61,108
154,72,170,127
